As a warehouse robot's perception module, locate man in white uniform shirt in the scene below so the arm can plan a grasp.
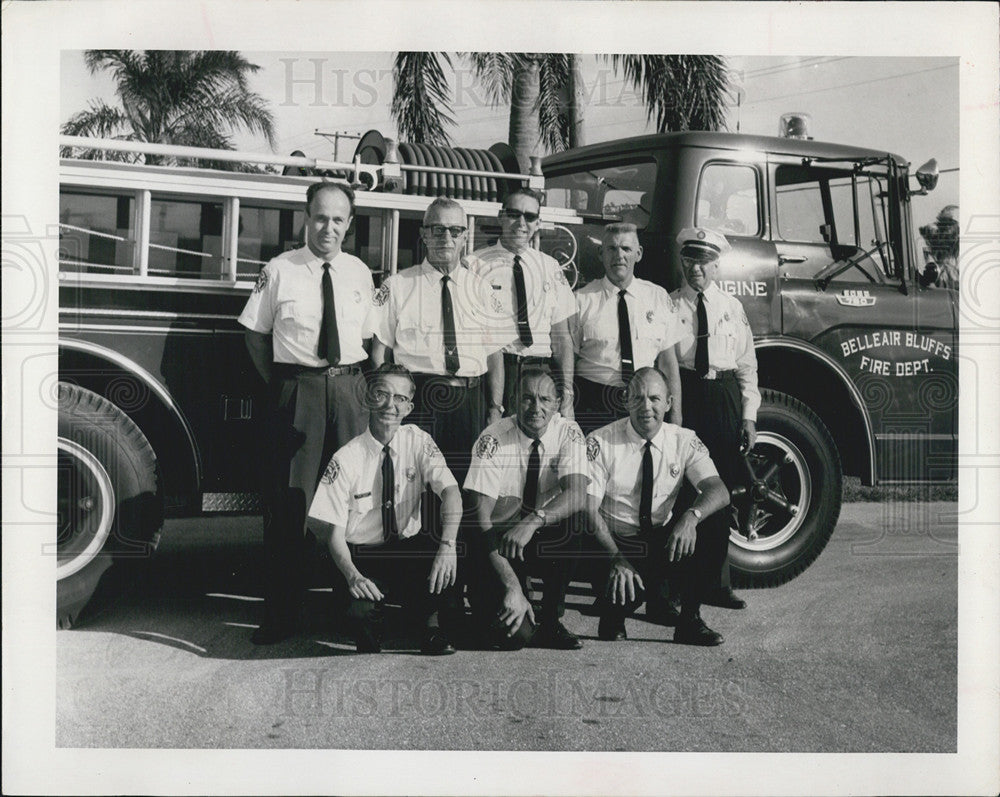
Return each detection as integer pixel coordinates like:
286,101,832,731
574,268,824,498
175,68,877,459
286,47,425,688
369,196,514,485
464,368,590,650
585,367,730,646
308,364,462,655
239,181,373,645
571,222,682,434
465,189,576,419
671,227,760,612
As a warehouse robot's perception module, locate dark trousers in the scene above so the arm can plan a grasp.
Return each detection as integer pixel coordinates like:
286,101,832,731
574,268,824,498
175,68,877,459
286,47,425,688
468,517,582,634
573,375,627,435
502,354,552,416
594,518,720,623
409,373,486,487
677,368,747,591
332,532,454,635
261,366,368,625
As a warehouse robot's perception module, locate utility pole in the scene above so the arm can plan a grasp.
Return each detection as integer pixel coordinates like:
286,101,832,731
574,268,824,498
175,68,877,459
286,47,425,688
315,130,363,161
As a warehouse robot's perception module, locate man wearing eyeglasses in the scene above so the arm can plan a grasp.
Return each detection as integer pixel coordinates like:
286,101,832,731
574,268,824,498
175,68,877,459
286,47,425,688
369,197,514,485
239,181,373,645
670,227,759,613
308,364,462,655
465,189,576,422
570,222,683,435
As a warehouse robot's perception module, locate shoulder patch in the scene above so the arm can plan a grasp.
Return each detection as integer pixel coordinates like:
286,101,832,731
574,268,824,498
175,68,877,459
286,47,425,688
372,282,390,307
740,307,750,326
475,434,500,460
690,436,708,454
423,439,445,461
586,436,600,462
253,268,269,294
566,424,585,445
321,457,341,484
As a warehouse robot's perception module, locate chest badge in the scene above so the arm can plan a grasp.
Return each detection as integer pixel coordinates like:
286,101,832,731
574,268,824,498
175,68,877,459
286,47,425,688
670,463,680,478
724,312,730,322
646,310,655,324
353,290,362,304
405,467,417,483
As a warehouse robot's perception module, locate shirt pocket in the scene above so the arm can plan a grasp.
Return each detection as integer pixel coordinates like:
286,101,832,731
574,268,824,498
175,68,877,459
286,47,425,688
582,311,618,345
350,493,376,517
279,303,321,347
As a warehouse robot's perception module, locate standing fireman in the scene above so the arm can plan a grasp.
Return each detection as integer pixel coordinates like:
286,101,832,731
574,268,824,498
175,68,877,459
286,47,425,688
671,227,760,611
465,189,576,419
571,222,682,434
240,182,373,644
369,196,514,485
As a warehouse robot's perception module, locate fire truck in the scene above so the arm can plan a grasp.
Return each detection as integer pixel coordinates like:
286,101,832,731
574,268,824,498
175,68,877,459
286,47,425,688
55,119,956,625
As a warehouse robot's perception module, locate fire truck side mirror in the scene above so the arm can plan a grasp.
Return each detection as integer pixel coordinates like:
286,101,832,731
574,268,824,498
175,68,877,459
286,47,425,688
913,158,939,195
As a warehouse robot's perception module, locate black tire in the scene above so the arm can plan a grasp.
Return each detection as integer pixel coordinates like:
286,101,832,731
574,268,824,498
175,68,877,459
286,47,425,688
729,389,842,587
57,384,162,628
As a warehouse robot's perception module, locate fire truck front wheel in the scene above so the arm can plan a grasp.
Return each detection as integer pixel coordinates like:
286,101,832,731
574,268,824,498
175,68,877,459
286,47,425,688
57,384,162,628
728,390,842,588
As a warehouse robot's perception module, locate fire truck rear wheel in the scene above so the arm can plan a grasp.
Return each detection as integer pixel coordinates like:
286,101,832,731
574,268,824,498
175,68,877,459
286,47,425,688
57,384,162,628
728,390,842,588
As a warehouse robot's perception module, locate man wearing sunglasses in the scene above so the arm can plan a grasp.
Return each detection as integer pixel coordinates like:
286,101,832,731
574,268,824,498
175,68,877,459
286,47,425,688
308,364,462,655
369,197,514,486
465,189,576,423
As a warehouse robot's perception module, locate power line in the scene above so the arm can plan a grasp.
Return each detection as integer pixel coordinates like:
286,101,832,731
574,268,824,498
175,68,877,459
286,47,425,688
745,63,958,106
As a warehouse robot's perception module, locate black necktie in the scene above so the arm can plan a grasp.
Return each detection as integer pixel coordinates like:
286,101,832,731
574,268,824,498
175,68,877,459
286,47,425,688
618,289,634,386
639,441,653,535
441,274,460,375
695,291,709,377
318,261,341,365
381,445,399,540
513,254,533,348
523,439,541,513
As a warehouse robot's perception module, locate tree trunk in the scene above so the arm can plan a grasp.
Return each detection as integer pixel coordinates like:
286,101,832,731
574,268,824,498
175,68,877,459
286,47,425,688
508,57,541,173
567,54,586,148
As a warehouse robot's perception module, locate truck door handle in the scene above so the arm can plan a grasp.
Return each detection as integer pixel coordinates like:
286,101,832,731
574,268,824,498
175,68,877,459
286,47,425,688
778,254,807,265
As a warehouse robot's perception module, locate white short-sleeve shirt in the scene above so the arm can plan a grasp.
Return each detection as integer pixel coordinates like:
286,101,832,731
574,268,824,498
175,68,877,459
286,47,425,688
464,243,576,358
464,413,588,524
308,425,457,546
368,261,517,377
238,246,374,366
671,282,761,421
586,418,718,537
572,276,682,386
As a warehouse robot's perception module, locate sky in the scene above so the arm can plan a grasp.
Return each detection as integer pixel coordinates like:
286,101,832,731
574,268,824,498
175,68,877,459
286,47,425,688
60,53,959,224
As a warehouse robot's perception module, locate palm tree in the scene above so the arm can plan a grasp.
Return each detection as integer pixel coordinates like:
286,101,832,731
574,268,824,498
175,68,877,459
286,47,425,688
61,50,277,171
390,52,733,170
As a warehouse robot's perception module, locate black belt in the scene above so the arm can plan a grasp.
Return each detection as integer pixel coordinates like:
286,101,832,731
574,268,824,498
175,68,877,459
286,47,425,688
503,353,551,367
680,367,737,382
413,373,482,388
274,363,363,377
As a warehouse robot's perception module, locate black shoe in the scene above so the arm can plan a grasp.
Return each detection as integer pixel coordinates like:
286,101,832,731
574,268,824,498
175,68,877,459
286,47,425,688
251,621,296,645
674,614,724,646
702,587,747,610
598,616,627,641
354,625,382,654
532,620,583,650
420,629,456,656
644,601,682,626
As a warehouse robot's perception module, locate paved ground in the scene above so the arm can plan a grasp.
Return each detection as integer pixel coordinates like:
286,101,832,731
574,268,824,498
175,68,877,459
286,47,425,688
57,502,957,751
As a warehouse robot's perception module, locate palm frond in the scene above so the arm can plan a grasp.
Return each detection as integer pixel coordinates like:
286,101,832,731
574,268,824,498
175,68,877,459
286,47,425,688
391,52,456,145
536,53,570,153
464,52,518,107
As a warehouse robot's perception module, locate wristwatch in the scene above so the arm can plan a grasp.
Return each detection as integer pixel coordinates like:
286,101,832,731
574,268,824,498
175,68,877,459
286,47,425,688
686,507,703,521
531,508,548,525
